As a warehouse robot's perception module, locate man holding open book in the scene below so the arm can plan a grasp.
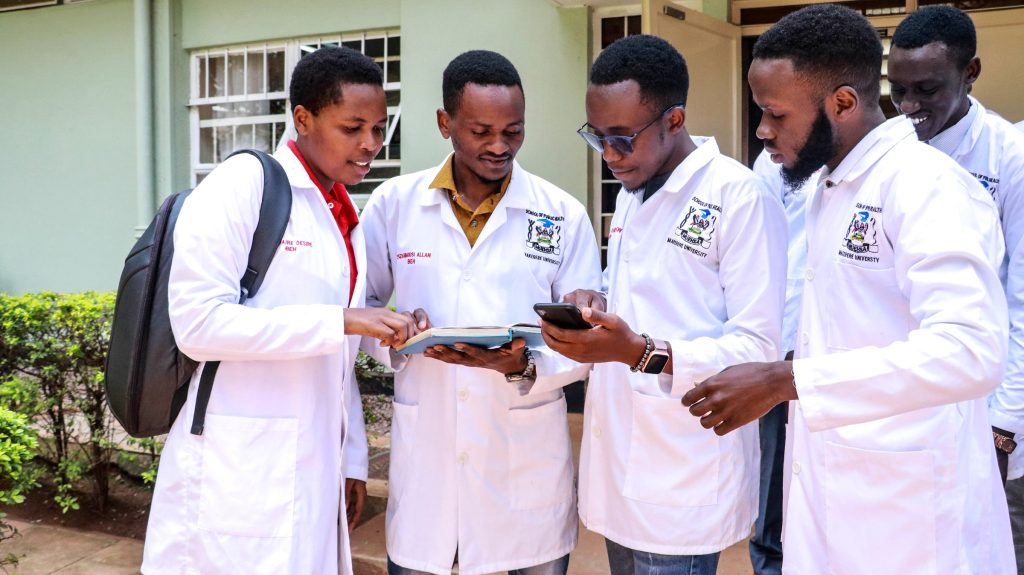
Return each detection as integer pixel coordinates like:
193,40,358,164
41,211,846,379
360,50,601,575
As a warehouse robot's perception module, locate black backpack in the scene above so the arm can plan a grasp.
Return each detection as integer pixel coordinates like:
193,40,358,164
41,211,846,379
105,149,292,438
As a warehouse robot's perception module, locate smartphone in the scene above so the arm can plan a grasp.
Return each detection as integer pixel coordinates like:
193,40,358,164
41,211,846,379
533,302,593,330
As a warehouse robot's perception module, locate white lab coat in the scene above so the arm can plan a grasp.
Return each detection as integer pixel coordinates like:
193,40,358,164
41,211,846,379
927,98,1024,480
578,137,787,554
786,117,1014,574
360,157,601,575
753,150,818,357
142,147,368,575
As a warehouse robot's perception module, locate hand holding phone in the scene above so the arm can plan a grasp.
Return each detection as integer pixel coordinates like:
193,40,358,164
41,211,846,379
533,302,593,330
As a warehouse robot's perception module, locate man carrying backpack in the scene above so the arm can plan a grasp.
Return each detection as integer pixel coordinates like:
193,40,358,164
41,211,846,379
141,46,419,575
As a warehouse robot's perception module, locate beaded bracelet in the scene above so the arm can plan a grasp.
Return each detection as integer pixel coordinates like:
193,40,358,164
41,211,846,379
630,333,655,373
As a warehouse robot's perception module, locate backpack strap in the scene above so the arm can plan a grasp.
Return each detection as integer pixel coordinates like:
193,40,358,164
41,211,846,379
190,149,292,435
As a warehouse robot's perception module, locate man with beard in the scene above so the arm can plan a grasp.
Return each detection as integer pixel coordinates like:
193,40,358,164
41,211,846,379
540,35,786,574
360,50,600,575
682,4,1014,572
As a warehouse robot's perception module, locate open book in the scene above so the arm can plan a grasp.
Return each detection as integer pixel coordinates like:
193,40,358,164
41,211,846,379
394,323,544,355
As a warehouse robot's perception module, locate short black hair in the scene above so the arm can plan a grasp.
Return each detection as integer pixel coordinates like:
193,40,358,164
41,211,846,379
442,50,523,115
753,4,883,101
289,46,383,116
892,5,977,69
589,34,689,110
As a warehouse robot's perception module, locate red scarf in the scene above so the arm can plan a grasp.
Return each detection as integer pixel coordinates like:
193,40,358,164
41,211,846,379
287,140,359,301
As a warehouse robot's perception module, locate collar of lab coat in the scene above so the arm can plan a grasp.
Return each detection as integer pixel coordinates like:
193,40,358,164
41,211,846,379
824,116,915,186
418,154,533,210
655,136,719,196
956,96,989,159
272,145,320,191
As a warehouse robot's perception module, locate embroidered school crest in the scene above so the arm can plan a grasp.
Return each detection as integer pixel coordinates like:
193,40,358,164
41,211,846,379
844,210,879,254
676,205,718,250
526,217,562,255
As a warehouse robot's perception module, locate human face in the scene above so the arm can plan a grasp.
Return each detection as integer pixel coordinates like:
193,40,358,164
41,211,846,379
750,58,836,186
294,82,387,189
584,80,680,192
888,42,976,141
438,83,525,184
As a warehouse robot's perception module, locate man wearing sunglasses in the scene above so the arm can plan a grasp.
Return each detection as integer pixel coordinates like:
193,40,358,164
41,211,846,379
540,34,787,575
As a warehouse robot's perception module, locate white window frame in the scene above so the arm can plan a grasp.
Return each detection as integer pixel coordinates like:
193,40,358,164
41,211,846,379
188,30,401,205
590,6,641,265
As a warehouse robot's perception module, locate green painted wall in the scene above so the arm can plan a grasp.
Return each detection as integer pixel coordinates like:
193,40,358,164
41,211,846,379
0,0,590,294
0,0,137,294
399,1,591,204
180,0,400,49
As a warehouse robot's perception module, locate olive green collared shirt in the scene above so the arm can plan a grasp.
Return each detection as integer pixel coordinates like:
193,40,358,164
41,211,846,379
429,155,512,247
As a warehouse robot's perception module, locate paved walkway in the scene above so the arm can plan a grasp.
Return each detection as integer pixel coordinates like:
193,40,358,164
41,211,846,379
0,413,754,574
2,516,753,575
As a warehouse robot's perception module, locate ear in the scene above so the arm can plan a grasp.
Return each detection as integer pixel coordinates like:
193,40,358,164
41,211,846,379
293,105,313,136
665,106,687,135
436,108,452,140
829,85,860,124
964,56,981,88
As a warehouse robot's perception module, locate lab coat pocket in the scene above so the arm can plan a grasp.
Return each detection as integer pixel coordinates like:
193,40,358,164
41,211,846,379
388,399,419,509
823,441,938,575
198,414,298,538
826,263,908,351
507,395,573,510
623,390,720,507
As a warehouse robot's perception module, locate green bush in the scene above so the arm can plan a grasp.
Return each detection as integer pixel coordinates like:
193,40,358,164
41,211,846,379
0,290,392,514
0,406,40,570
0,292,116,512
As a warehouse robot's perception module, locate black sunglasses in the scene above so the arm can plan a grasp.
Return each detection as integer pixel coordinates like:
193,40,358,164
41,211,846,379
577,102,685,155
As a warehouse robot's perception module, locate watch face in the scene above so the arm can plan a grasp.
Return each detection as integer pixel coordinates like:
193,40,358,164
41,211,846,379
642,352,670,374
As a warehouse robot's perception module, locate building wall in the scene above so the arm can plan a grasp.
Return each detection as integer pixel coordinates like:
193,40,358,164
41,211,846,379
0,0,589,294
973,8,1024,123
399,1,591,199
0,0,137,294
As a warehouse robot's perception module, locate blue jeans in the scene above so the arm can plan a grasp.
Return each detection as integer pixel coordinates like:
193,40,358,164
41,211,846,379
749,401,786,575
387,553,569,575
605,538,720,575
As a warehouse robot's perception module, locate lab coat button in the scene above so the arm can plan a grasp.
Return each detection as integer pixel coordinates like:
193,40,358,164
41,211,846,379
462,272,472,281
458,452,469,465
592,425,602,438
801,332,809,346
805,268,815,281
793,462,802,475
458,389,469,402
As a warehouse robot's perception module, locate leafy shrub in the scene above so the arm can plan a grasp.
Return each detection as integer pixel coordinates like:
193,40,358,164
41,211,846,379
0,406,40,570
0,292,116,512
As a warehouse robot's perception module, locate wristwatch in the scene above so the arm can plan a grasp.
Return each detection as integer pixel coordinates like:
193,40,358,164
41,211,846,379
631,333,670,374
994,429,1018,455
640,337,670,374
505,348,536,382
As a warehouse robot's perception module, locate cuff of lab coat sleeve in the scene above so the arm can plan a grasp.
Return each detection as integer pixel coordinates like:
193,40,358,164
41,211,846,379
988,408,1024,436
342,462,369,482
667,338,717,397
522,347,590,396
792,357,826,431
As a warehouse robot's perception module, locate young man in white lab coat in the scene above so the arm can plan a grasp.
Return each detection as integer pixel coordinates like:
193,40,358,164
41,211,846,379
682,5,1015,573
142,47,419,575
360,50,601,575
889,7,1024,567
541,35,787,575
889,3,1024,482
